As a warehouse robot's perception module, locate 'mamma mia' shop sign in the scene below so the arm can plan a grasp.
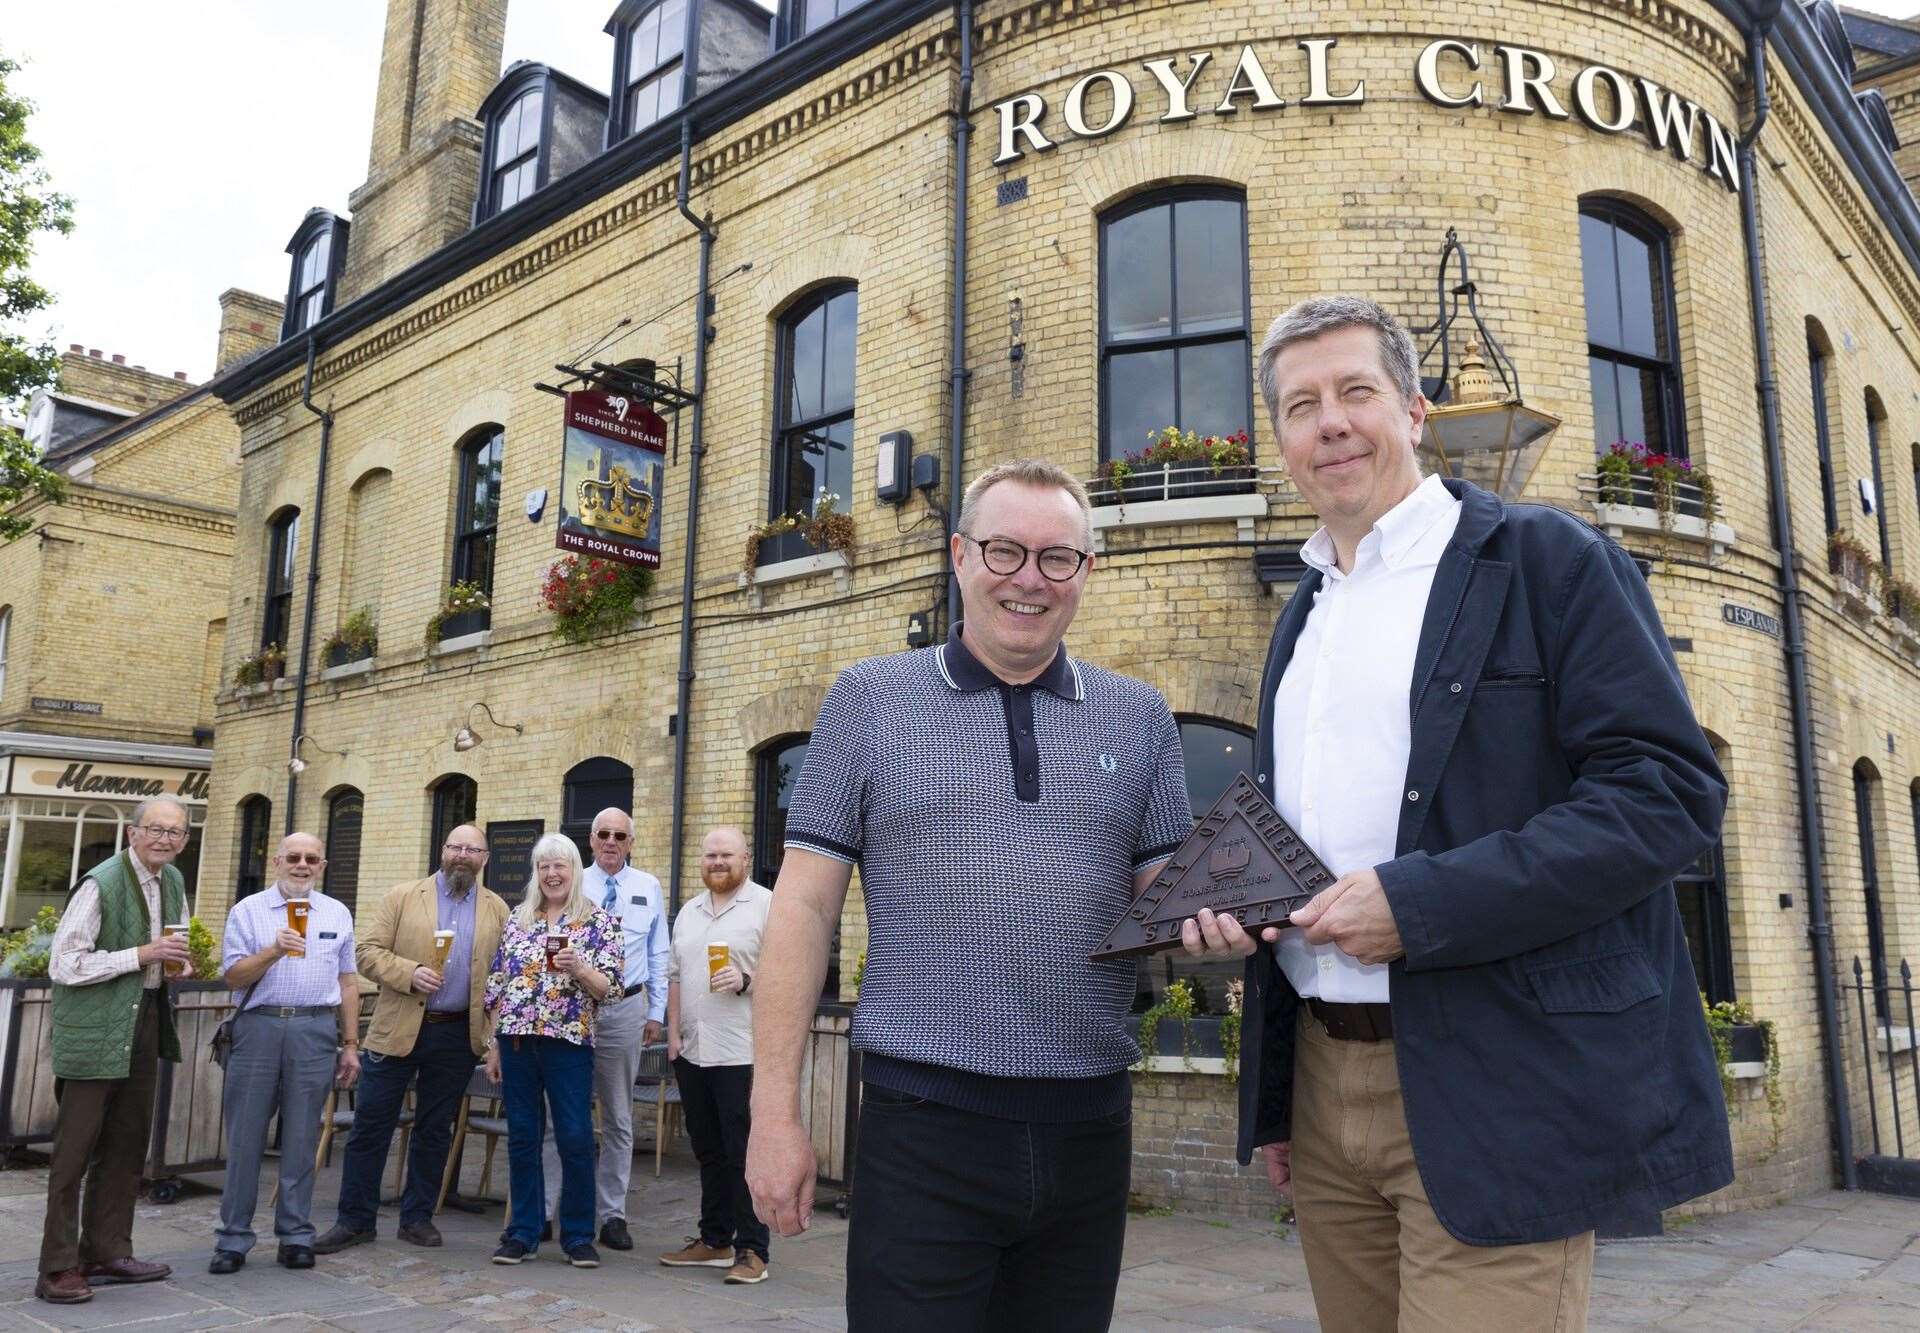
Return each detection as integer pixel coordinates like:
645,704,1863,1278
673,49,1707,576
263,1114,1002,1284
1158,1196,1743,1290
992,38,1742,193
8,759,210,804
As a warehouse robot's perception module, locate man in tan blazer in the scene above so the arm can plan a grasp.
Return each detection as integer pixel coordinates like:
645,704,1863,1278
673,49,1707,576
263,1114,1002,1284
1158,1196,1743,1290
314,825,508,1252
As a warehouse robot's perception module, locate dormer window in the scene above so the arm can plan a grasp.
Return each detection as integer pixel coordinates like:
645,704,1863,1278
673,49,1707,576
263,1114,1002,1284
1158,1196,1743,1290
475,64,610,224
281,210,348,339
492,89,545,212
609,0,687,140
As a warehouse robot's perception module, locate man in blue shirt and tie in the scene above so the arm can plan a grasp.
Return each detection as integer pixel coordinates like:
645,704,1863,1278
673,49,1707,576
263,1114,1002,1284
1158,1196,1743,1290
542,807,670,1250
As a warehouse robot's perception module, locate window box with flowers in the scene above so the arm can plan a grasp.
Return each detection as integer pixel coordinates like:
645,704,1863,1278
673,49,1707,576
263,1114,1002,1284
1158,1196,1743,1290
426,581,492,650
321,607,378,673
741,493,856,600
1828,532,1880,621
542,555,656,644
1879,572,1920,658
1088,428,1267,547
231,643,285,692
1579,442,1733,557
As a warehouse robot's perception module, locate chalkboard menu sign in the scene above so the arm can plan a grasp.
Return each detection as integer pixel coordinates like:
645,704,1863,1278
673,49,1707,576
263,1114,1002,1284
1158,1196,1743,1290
485,819,545,905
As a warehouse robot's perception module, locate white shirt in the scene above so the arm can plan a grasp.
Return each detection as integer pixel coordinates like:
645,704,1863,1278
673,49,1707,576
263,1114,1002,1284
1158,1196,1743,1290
1272,474,1462,1003
222,883,358,1008
590,862,671,1022
50,854,168,989
668,880,771,1067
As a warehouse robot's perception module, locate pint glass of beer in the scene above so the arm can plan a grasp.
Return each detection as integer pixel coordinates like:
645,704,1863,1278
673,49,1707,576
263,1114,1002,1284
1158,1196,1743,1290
707,942,730,988
162,923,189,979
285,900,309,956
545,932,568,972
432,929,455,971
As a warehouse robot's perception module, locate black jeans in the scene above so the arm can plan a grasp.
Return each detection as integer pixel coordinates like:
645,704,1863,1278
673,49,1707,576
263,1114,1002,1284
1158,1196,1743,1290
846,1085,1132,1332
334,1019,476,1231
673,1059,768,1260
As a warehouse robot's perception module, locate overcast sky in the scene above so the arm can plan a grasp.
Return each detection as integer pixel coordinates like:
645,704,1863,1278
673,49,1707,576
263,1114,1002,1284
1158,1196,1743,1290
6,0,1920,385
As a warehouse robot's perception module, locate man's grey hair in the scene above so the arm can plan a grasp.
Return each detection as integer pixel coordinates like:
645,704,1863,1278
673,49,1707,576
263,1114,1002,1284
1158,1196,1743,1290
132,797,188,827
957,459,1094,549
1256,296,1421,425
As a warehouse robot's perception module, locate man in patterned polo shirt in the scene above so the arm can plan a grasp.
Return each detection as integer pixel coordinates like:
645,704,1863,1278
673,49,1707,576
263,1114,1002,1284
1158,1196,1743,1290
746,459,1193,1331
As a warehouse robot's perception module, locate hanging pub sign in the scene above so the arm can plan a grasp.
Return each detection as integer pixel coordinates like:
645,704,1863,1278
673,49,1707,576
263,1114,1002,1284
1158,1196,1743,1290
555,389,667,569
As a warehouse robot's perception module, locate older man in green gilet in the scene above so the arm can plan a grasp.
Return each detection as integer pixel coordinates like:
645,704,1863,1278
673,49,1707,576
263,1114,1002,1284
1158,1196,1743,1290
35,798,195,1306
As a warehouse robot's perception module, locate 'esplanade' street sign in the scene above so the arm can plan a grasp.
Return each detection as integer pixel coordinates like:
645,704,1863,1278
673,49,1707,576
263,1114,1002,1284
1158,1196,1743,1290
992,38,1741,194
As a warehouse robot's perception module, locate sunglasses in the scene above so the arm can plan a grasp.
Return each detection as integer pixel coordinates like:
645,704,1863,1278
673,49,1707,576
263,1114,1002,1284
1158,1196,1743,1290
593,829,631,841
283,852,324,865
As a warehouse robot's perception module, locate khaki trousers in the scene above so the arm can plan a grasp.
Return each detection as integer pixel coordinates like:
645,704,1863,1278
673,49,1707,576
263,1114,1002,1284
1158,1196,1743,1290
40,991,161,1273
1291,1010,1594,1333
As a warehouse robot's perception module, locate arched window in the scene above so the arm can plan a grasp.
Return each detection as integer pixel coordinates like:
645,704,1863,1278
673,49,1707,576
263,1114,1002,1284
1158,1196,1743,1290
1807,321,1840,538
1579,199,1686,458
1099,189,1251,462
488,88,545,215
429,775,479,868
281,210,348,338
613,0,687,139
325,787,364,916
754,734,835,991
237,795,272,899
1866,390,1892,570
262,509,299,655
1854,760,1889,1019
562,757,634,861
451,427,504,629
765,286,857,565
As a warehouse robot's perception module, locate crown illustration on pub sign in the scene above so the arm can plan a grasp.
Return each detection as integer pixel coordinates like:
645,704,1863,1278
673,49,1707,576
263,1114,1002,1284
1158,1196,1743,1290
577,465,656,539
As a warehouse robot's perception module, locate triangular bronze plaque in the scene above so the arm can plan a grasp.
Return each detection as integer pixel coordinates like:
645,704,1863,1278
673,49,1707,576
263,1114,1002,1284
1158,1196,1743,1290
1091,773,1334,961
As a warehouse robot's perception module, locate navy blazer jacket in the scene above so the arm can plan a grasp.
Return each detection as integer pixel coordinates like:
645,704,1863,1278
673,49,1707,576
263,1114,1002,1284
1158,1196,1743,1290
1235,479,1734,1245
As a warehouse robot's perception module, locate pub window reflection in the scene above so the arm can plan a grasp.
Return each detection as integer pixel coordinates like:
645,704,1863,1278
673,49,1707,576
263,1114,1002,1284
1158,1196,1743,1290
430,774,479,867
1099,188,1250,463
1807,320,1840,538
325,786,364,916
262,509,299,657
756,735,837,992
237,795,271,899
562,756,634,861
765,286,856,566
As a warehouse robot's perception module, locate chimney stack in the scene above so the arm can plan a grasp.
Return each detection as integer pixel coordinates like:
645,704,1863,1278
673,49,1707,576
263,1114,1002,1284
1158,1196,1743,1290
338,0,507,304
215,289,289,373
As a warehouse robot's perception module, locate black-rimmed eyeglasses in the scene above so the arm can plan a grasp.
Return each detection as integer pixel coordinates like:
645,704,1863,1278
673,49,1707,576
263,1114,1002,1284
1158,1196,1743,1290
960,534,1091,582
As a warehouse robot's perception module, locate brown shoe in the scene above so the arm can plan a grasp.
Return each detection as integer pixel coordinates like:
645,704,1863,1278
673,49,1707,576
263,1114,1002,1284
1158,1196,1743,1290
724,1252,768,1284
84,1257,172,1284
658,1238,734,1267
35,1268,93,1304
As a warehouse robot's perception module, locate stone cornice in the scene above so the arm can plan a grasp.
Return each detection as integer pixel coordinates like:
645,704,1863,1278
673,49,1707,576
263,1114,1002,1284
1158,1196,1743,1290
61,485,236,537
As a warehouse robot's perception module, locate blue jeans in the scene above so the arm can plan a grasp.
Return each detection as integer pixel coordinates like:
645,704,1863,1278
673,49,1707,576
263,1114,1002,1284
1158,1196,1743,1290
333,1019,476,1232
500,1035,595,1250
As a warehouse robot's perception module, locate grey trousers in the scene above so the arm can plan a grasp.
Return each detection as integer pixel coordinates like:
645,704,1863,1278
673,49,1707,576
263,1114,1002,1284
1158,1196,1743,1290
543,988,647,1224
216,1008,338,1254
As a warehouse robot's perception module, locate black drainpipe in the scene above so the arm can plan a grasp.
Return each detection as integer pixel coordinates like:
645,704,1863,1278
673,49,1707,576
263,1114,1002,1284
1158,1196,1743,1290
667,117,715,913
1737,1,1856,1187
944,0,975,629
288,333,334,835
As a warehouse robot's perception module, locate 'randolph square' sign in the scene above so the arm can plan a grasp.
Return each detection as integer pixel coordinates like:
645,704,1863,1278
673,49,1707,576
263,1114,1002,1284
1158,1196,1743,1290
992,37,1742,194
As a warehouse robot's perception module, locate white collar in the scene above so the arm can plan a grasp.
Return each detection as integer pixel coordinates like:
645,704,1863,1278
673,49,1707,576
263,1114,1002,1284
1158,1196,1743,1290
1301,474,1458,578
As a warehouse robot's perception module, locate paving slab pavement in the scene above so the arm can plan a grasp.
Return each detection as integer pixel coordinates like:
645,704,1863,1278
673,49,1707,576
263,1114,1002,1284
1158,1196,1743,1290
0,1144,1918,1330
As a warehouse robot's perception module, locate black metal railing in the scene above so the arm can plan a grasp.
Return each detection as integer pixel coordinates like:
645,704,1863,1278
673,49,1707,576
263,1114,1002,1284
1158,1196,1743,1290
1847,956,1920,1196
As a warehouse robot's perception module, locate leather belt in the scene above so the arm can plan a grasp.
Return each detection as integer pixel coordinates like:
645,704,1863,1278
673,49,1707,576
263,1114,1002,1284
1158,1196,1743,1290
614,982,645,1001
423,1009,468,1024
247,1004,334,1018
1307,997,1394,1042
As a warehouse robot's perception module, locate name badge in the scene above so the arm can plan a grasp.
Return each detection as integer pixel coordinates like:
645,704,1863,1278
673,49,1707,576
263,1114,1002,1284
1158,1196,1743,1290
631,895,647,907
318,931,339,940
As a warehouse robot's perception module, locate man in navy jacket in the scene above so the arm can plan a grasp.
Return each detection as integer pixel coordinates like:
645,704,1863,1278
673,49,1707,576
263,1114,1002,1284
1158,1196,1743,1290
1184,296,1732,1330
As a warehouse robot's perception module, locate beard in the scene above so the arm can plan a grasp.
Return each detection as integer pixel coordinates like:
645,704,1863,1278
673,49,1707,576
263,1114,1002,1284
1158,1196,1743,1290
702,864,746,893
443,863,478,893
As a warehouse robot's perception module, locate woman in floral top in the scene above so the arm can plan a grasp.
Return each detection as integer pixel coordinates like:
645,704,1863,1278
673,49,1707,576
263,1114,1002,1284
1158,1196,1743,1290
481,834,622,1267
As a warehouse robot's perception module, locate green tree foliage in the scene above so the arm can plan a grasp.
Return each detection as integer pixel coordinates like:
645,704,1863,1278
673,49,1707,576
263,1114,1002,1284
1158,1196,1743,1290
0,51,73,540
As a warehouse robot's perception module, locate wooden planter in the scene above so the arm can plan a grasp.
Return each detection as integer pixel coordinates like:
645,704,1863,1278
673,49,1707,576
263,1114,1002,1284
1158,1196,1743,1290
0,979,57,1152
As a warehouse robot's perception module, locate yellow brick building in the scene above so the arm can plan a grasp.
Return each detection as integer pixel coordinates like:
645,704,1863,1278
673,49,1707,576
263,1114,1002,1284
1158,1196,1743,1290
193,0,1920,1218
0,292,278,927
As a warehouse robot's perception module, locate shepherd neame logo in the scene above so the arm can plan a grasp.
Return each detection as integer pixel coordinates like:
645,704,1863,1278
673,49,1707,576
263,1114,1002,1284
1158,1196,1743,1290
992,38,1741,193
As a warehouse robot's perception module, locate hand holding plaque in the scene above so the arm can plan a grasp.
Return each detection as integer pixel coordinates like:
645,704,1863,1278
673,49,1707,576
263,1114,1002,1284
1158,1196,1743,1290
1091,774,1334,961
